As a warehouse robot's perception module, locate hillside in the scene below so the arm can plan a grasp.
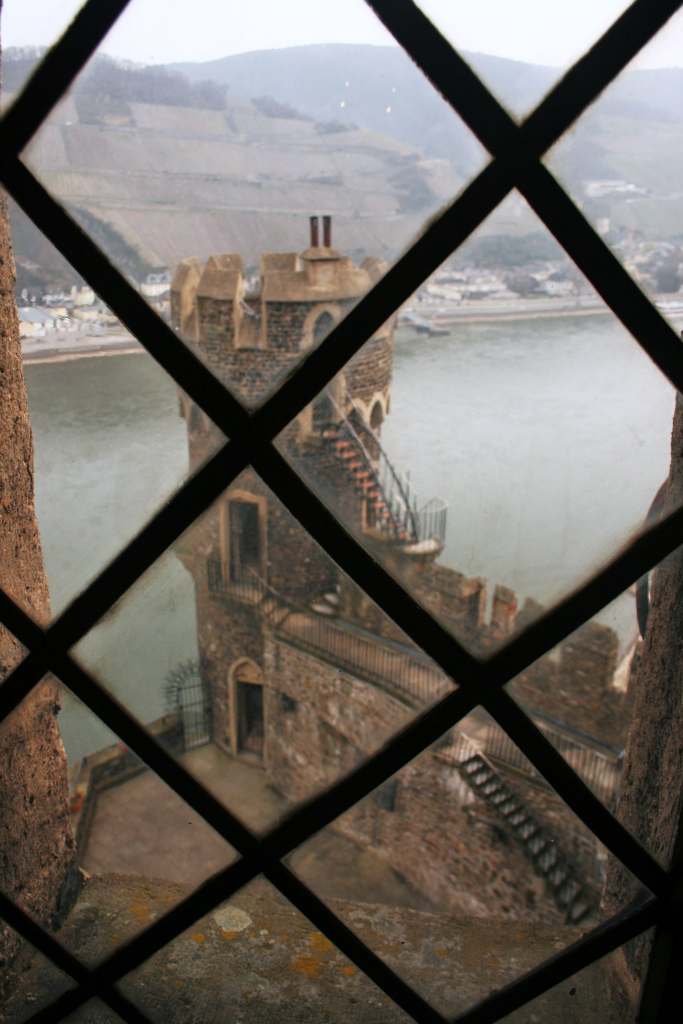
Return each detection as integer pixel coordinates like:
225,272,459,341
173,44,683,235
7,43,683,291
12,52,462,286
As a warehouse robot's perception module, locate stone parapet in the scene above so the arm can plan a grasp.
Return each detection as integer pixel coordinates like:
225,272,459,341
3,874,615,1023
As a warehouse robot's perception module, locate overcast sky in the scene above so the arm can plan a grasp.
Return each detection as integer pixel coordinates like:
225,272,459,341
3,0,682,68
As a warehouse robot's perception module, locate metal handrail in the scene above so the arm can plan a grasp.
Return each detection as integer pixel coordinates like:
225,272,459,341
327,394,418,541
327,395,450,548
207,557,619,799
457,719,620,804
277,609,451,707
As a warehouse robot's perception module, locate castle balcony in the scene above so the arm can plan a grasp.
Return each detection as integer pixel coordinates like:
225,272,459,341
206,557,266,606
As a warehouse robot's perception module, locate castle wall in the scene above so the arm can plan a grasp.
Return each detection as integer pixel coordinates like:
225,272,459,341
215,348,302,406
262,633,563,924
265,300,338,353
197,296,236,363
172,235,628,934
345,331,394,412
511,622,624,749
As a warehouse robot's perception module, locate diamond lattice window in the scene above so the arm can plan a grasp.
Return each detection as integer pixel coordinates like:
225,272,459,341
0,1,682,1022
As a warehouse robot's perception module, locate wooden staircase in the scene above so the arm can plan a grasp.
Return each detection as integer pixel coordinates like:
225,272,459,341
458,752,595,924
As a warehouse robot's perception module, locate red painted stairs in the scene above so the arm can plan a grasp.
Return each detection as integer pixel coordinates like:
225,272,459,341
322,425,413,543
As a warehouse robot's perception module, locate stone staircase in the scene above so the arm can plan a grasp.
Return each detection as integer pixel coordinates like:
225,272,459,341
322,423,415,543
458,752,595,924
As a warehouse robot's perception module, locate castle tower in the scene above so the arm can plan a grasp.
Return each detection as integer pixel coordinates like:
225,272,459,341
168,223,628,928
172,218,441,761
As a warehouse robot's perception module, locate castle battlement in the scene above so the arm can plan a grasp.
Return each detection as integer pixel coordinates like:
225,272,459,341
171,216,393,409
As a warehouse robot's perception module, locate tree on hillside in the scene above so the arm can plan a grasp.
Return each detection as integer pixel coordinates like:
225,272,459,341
505,271,542,296
78,55,228,110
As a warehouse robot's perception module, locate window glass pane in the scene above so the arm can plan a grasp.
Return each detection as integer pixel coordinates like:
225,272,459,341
0,630,26,687
417,0,635,120
71,471,452,830
505,541,683,955
19,0,487,403
286,713,647,1017
118,878,415,1022
60,1000,125,1023
0,685,235,968
498,929,655,1022
0,1,86,105
278,192,676,653
6,206,226,619
0,923,76,1024
547,10,683,333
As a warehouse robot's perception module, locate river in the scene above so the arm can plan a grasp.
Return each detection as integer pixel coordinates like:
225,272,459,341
24,316,675,761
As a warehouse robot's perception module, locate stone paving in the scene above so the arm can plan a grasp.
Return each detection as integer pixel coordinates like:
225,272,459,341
82,744,432,911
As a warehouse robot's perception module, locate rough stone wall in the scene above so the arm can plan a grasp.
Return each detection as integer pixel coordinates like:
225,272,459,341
264,634,568,924
284,432,365,549
512,622,624,748
174,476,265,753
376,749,557,923
264,301,316,352
217,349,301,406
197,296,235,366
0,52,75,980
262,635,410,803
183,428,340,604
199,589,265,754
516,778,603,887
345,332,394,410
414,563,488,649
4,874,611,1024
603,393,683,1018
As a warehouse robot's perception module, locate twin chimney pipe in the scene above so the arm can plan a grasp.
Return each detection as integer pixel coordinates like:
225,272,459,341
309,215,319,248
309,215,333,248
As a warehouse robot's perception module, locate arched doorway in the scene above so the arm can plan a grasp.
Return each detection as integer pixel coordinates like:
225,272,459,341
229,660,265,760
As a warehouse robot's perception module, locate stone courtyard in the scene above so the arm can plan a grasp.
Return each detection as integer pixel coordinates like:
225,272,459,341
80,744,433,913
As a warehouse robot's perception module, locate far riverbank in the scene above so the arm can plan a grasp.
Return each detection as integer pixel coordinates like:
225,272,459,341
21,332,143,365
22,294,683,364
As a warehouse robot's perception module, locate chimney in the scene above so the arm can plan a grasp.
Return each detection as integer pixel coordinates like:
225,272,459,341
323,214,332,248
309,215,320,248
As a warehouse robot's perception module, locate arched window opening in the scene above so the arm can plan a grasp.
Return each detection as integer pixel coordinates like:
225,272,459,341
312,311,335,346
312,391,335,432
370,401,384,431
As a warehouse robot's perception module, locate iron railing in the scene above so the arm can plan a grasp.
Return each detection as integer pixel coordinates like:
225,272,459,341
206,557,266,605
207,556,623,803
330,406,449,548
277,609,621,803
463,716,621,805
277,610,451,708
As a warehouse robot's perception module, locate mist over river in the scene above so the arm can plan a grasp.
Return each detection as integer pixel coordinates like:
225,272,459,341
25,316,675,761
